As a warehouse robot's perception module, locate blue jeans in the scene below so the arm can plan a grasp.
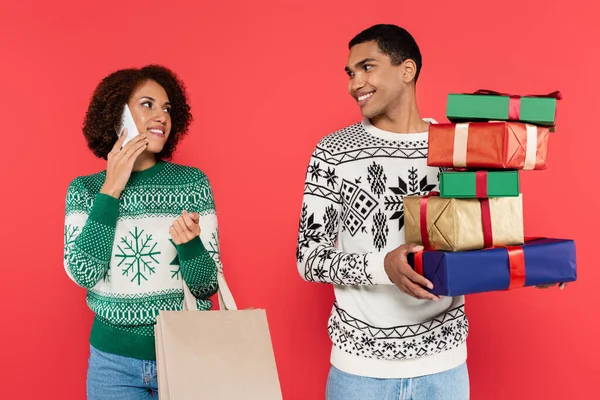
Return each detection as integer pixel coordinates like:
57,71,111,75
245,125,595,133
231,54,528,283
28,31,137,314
87,345,158,400
326,363,469,400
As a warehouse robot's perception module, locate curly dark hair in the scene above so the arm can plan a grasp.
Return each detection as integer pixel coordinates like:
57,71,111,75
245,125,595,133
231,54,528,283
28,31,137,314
83,65,193,160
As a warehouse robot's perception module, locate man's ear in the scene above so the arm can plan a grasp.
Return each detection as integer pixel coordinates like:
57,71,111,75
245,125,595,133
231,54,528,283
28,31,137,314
401,59,418,83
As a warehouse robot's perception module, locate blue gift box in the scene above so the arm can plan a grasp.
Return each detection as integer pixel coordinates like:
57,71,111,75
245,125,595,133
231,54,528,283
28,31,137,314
407,238,577,296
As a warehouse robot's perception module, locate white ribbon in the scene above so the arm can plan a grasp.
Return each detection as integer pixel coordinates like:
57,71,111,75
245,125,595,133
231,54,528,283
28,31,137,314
523,124,538,170
452,123,470,167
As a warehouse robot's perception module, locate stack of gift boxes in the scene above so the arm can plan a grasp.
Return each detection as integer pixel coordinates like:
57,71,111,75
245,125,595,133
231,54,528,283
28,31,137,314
405,90,577,296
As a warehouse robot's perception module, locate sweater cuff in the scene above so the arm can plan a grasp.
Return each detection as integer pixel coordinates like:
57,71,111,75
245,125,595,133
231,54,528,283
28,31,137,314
88,193,120,227
176,236,207,262
368,252,393,285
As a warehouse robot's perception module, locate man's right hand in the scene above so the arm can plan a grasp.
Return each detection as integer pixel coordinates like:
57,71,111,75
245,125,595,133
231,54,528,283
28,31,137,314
384,243,439,301
100,130,149,198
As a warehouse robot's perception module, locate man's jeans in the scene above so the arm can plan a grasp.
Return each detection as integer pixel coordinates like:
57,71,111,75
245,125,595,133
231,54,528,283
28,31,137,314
326,363,469,400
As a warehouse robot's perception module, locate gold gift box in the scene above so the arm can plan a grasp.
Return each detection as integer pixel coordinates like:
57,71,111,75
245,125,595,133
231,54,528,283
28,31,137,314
404,195,525,252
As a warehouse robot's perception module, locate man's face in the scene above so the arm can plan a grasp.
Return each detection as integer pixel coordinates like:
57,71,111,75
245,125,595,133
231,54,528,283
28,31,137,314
345,41,407,119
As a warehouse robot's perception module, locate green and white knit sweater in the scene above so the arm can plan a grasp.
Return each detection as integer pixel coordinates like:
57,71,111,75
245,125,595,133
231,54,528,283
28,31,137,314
63,161,220,360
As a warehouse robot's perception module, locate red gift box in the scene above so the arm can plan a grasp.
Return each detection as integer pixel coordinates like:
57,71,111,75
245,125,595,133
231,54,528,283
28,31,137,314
428,122,550,170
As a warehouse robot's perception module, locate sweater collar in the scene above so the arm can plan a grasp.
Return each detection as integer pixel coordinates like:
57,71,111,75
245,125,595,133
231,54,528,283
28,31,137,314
126,160,168,184
362,117,437,142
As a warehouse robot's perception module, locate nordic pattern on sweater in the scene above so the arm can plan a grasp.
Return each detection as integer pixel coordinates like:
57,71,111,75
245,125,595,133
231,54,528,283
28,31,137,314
296,121,468,364
64,161,220,359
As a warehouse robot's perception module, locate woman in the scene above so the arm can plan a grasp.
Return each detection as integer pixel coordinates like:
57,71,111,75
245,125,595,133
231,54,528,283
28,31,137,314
63,65,221,399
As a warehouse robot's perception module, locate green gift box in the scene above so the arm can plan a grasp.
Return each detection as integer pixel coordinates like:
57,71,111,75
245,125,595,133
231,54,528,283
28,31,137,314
439,170,520,198
446,90,561,127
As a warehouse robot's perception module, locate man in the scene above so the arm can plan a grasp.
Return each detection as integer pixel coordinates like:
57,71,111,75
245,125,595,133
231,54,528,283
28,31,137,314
296,24,469,399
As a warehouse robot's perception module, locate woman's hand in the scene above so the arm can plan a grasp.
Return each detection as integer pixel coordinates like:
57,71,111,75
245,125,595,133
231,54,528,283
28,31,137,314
170,210,201,245
100,130,149,198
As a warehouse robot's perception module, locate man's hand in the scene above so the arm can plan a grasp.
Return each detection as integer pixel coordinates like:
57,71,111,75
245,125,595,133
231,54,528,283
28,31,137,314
384,243,439,301
535,283,568,290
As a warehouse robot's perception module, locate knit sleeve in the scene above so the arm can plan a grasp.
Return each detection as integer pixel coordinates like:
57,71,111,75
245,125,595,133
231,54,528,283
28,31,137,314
176,172,219,299
296,141,393,286
63,178,118,289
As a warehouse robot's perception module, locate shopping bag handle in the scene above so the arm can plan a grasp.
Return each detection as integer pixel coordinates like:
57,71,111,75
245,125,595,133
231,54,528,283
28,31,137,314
182,272,238,311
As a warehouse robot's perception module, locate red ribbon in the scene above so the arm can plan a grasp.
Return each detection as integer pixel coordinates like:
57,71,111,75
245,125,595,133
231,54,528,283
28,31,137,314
505,246,526,289
446,169,488,198
419,191,493,249
500,238,542,289
508,97,520,121
475,171,488,198
480,199,493,248
414,252,424,276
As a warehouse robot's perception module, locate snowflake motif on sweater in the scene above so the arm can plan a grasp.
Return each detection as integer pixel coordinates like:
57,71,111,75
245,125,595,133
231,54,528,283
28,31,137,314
63,161,223,360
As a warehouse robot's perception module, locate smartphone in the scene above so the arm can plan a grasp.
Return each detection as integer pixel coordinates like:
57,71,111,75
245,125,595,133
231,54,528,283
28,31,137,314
117,104,140,148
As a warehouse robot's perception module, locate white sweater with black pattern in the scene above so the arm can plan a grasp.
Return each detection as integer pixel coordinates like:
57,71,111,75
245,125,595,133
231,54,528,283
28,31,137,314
296,118,468,378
